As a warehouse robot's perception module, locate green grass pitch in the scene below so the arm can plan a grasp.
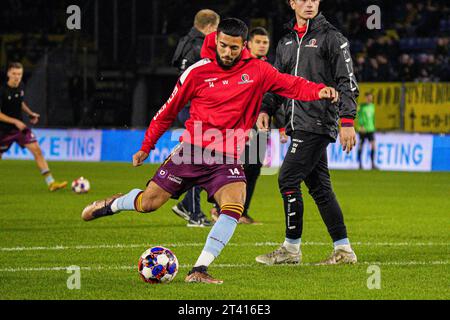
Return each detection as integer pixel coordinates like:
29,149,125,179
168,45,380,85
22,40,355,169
0,160,449,300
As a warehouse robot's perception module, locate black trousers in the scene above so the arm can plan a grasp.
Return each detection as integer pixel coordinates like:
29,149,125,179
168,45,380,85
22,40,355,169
242,131,268,217
243,161,263,217
278,131,348,242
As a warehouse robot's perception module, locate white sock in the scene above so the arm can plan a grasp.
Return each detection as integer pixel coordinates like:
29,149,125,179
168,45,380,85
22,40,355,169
194,250,216,268
41,170,55,186
110,199,119,213
283,240,300,254
335,244,353,252
110,189,143,213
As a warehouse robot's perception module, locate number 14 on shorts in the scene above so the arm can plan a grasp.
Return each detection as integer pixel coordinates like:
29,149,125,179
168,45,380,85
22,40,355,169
229,168,241,176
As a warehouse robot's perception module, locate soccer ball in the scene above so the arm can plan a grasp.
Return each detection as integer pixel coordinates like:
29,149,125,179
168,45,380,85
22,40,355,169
138,246,179,284
71,177,91,194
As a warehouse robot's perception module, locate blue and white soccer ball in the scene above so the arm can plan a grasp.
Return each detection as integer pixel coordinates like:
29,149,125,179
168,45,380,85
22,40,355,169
71,177,91,194
138,246,179,284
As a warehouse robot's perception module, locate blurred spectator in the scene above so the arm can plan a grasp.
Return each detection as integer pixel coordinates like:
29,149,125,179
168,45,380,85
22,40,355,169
398,54,417,81
374,54,396,81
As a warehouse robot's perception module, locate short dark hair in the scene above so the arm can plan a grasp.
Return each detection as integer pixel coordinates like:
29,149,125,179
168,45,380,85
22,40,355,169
249,27,269,40
8,62,23,71
217,18,248,42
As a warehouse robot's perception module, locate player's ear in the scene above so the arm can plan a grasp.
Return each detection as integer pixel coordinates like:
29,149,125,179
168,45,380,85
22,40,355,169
289,0,296,10
243,41,248,49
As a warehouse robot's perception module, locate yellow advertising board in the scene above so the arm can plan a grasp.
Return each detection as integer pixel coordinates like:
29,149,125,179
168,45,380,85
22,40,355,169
357,83,402,130
404,83,450,133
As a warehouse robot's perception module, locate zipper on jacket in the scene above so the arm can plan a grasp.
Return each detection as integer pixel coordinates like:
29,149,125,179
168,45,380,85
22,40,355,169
291,20,309,131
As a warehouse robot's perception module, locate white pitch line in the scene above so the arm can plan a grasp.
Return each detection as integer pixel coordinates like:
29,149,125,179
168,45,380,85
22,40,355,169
0,241,449,252
0,261,449,273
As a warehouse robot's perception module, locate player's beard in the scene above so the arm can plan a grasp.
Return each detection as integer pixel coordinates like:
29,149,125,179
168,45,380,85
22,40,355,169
216,51,240,69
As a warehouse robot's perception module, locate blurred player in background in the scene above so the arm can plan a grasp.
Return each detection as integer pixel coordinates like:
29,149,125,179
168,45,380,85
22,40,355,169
357,92,377,170
81,18,339,284
238,27,289,224
256,0,359,266
239,27,271,225
0,62,67,191
171,9,220,228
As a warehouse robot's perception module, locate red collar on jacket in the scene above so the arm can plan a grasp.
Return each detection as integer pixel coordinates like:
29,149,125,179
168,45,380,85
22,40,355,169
293,23,308,39
201,31,253,63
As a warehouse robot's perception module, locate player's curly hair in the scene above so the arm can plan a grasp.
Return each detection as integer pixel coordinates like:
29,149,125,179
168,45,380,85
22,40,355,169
217,18,248,42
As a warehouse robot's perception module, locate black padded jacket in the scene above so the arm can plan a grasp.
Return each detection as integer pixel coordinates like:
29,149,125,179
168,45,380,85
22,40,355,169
261,13,359,141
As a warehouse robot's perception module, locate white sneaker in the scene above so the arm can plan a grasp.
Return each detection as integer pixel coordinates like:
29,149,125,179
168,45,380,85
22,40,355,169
317,245,357,265
255,246,301,265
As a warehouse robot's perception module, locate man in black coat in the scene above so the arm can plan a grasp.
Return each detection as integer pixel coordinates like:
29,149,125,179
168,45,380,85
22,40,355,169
256,0,359,265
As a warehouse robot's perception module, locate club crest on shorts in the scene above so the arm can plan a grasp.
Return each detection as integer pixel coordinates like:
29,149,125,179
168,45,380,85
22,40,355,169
159,169,168,178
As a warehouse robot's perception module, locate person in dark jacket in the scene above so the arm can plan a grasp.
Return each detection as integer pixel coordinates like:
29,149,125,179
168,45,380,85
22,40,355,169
242,27,291,224
256,0,359,266
170,9,220,228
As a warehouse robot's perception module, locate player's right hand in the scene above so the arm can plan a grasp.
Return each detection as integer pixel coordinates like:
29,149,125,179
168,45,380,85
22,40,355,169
133,151,149,167
339,126,357,154
14,120,27,131
257,113,270,132
319,87,339,103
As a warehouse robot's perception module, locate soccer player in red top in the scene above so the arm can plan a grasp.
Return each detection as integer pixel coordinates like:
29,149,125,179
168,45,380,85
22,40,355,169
81,18,339,284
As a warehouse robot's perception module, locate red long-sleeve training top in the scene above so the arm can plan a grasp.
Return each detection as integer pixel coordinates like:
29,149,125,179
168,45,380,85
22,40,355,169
141,32,325,159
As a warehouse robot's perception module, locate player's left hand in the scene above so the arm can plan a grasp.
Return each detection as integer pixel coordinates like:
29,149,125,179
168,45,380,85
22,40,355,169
257,113,270,132
29,112,40,125
339,126,356,154
319,87,339,103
